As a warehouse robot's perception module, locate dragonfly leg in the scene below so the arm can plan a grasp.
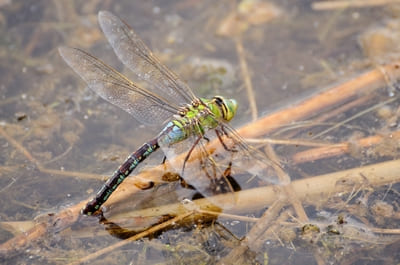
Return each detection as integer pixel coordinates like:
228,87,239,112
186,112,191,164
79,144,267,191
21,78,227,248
215,128,238,152
222,161,233,178
198,149,236,194
179,177,194,189
199,152,214,181
181,135,203,176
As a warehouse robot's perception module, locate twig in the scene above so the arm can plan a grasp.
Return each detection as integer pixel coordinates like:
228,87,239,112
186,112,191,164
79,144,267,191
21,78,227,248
198,209,259,223
313,94,373,124
109,159,400,223
39,145,73,165
312,96,398,139
0,177,16,193
237,61,400,138
235,37,258,121
68,211,194,265
265,144,308,222
245,137,333,147
292,130,400,164
312,0,400,10
1,157,399,256
37,167,105,180
217,200,285,265
0,127,38,164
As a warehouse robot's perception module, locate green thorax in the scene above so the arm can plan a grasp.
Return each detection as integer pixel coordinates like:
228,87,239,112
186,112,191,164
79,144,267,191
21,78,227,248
176,96,237,134
158,96,237,146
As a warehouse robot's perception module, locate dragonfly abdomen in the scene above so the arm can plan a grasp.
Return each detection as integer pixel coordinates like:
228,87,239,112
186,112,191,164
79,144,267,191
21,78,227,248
82,138,159,215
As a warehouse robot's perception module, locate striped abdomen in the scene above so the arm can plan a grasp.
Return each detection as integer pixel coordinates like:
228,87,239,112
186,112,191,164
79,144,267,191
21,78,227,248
82,138,159,215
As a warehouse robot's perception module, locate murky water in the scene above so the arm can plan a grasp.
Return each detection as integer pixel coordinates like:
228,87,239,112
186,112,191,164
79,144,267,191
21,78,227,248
0,0,399,264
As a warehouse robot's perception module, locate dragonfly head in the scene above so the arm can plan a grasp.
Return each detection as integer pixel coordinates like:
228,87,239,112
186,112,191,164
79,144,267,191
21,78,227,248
212,96,238,122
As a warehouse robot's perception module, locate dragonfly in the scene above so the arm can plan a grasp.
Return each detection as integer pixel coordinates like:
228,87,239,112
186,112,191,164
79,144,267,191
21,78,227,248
59,11,279,216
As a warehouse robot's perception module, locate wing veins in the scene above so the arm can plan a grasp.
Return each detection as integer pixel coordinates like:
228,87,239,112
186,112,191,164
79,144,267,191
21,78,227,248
120,24,194,103
99,11,196,105
73,48,180,114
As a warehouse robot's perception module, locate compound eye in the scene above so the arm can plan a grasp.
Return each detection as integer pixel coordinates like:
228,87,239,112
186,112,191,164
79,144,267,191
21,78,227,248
213,96,224,106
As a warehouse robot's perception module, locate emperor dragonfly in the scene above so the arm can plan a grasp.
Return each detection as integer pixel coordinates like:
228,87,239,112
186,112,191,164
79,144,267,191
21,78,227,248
59,11,278,216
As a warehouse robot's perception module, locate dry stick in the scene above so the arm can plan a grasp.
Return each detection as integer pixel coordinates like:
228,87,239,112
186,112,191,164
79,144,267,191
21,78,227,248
265,210,323,264
235,37,258,121
38,167,106,181
271,95,374,141
259,94,373,145
246,102,367,263
0,201,86,256
313,94,373,124
1,62,400,255
280,93,374,141
292,130,400,164
38,166,159,189
68,211,194,265
217,147,309,264
217,200,286,265
370,228,400,234
312,0,400,10
24,26,41,56
312,96,398,139
257,209,292,249
217,148,305,263
0,176,16,193
0,158,399,257
237,61,400,138
265,144,309,222
0,166,18,173
246,137,333,147
110,159,400,224
198,209,260,223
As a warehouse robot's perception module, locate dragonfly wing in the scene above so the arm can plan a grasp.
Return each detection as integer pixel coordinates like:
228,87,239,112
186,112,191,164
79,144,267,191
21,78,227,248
217,123,280,185
159,119,279,207
59,47,177,125
98,11,196,106
159,130,236,207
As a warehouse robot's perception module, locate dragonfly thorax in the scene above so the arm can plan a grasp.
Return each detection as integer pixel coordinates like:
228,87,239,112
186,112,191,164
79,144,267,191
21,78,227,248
158,96,237,147
177,98,203,117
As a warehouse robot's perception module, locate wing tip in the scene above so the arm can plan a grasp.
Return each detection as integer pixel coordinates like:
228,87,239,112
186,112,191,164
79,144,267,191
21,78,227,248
58,47,84,65
98,10,116,28
98,10,110,19
58,46,76,66
58,46,69,57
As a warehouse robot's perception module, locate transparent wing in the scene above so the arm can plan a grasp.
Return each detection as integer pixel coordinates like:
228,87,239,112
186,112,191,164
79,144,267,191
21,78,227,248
218,123,280,185
159,119,279,207
98,11,196,107
160,128,236,207
59,47,178,125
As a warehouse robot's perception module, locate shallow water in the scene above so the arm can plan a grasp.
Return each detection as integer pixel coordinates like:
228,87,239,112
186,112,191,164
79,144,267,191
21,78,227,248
0,0,399,264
